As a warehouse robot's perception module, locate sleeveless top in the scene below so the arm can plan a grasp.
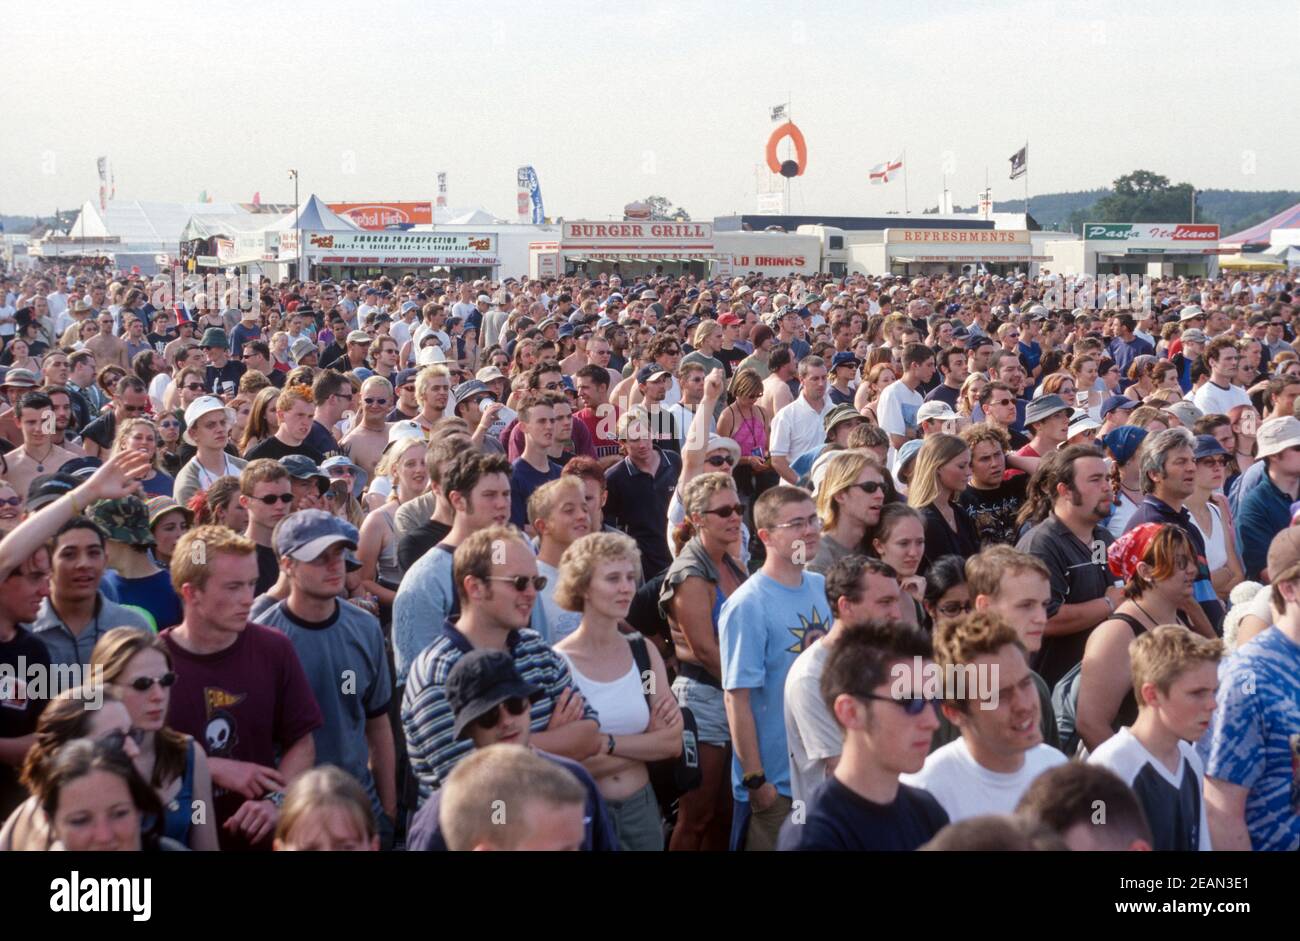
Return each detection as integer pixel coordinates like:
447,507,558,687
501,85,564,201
376,508,402,584
162,739,198,846
559,652,650,736
728,404,768,458
1189,502,1227,573
1110,611,1188,732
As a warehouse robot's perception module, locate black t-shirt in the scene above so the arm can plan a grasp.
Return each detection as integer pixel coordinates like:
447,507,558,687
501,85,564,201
244,436,325,464
82,413,117,450
920,502,981,574
923,383,961,409
715,346,746,376
387,405,417,423
397,519,453,573
0,627,52,817
304,421,342,459
778,777,949,851
255,543,281,596
1015,515,1114,689
959,475,1028,549
204,361,246,397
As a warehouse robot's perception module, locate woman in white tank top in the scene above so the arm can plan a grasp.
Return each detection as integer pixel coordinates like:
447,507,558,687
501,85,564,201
553,532,684,851
1186,436,1244,601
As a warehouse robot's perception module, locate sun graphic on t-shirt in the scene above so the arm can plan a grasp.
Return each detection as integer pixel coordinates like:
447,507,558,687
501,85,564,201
787,607,831,654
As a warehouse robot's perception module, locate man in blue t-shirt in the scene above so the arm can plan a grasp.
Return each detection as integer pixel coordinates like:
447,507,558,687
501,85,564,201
778,619,948,851
720,485,833,851
1204,527,1300,851
510,391,563,530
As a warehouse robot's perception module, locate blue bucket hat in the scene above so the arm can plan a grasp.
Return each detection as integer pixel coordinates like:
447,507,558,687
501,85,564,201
320,455,368,498
1100,425,1148,466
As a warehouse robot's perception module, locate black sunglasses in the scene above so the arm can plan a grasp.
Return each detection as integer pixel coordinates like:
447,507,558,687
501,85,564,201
183,383,205,391
100,728,146,751
704,455,735,467
129,672,177,692
363,397,389,406
702,504,743,519
255,493,294,505
0,496,21,507
859,692,942,717
473,696,530,731
484,575,548,592
853,481,884,494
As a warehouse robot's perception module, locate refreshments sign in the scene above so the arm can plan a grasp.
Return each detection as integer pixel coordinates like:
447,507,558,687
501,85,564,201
887,228,1029,244
1083,223,1220,242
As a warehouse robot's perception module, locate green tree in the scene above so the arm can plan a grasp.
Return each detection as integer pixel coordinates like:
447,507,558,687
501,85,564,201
1088,170,1210,224
644,195,690,221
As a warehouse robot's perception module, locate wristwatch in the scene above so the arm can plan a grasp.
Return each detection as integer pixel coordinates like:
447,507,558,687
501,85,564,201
742,771,767,791
262,790,285,808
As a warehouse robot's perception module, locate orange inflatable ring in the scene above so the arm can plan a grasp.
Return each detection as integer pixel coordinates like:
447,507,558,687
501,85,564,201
765,121,807,178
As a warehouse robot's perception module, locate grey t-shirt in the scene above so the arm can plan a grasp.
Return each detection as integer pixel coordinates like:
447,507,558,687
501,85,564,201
256,598,392,819
807,533,857,576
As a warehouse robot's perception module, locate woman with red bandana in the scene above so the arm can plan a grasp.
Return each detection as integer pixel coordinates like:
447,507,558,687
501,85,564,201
1074,523,1200,753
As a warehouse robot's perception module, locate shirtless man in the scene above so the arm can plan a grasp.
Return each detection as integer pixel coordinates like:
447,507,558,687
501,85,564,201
759,345,796,417
414,365,452,437
4,392,79,499
341,376,394,477
84,311,130,369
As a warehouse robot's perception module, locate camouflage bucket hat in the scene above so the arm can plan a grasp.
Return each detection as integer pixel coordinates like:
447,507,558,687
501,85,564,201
88,496,156,547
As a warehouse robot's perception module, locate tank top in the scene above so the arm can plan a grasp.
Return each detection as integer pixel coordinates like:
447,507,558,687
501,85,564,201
1110,612,1152,730
161,739,197,846
1190,503,1227,573
376,508,402,584
729,404,767,458
559,651,650,736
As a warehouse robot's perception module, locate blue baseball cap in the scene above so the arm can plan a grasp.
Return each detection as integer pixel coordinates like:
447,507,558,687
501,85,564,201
1100,425,1148,466
1100,395,1139,420
895,439,925,475
637,363,671,384
1193,434,1229,461
274,509,359,562
831,351,860,370
965,334,993,351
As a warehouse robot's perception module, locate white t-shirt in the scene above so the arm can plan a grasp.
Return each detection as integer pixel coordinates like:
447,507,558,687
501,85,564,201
876,379,924,441
769,395,831,460
1191,380,1250,417
148,373,172,412
1088,726,1212,850
901,738,1066,822
783,639,841,805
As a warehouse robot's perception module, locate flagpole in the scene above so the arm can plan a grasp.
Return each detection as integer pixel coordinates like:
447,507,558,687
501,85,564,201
1023,140,1030,221
903,149,910,215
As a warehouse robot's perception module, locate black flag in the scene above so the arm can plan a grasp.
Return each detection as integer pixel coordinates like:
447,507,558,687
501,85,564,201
1009,145,1027,180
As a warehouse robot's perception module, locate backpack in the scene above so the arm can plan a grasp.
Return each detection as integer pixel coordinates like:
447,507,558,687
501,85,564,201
1052,662,1084,758
627,633,702,810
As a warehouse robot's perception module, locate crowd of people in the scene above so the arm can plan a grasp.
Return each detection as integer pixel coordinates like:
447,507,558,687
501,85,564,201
0,261,1296,852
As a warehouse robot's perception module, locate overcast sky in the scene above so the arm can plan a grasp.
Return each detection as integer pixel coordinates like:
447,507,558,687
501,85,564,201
1,0,1296,220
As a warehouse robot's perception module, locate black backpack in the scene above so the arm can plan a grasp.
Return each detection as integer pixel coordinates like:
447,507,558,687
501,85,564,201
627,633,702,809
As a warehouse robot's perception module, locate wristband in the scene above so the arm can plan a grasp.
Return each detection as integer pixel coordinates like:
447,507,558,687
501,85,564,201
1103,595,1116,614
606,734,616,756
68,492,82,517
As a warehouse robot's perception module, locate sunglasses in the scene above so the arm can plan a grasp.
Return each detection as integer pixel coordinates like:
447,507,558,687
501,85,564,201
1197,456,1229,468
483,574,548,592
0,496,21,507
859,692,943,717
255,493,294,505
363,397,389,406
702,503,744,518
183,383,205,392
936,601,973,618
129,672,177,692
704,455,735,467
853,481,884,494
473,696,530,731
100,728,147,752
121,404,148,414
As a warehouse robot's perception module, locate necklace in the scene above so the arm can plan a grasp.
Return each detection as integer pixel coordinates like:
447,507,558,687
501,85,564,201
24,443,55,472
1132,599,1163,627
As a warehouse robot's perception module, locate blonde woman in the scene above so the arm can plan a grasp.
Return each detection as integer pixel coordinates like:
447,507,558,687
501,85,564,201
113,417,175,498
270,331,293,373
716,367,774,505
659,473,747,851
907,433,978,573
808,449,886,574
957,373,987,422
274,766,379,852
853,361,896,421
357,436,428,605
554,532,683,852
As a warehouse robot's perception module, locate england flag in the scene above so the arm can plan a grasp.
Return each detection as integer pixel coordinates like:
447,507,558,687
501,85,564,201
870,155,903,185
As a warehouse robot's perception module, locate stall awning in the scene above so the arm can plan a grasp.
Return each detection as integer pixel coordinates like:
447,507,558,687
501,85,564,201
891,255,1051,263
1219,253,1286,270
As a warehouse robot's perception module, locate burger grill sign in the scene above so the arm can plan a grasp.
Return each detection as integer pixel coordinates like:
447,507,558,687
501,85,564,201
1084,223,1219,242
